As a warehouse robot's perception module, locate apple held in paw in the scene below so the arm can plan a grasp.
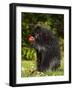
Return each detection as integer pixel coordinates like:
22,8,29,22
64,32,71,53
28,35,35,42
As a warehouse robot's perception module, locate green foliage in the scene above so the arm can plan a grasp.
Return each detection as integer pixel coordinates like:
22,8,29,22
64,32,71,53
22,47,36,60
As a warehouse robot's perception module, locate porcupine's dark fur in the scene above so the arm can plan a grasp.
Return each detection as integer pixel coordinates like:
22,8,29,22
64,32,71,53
30,26,61,72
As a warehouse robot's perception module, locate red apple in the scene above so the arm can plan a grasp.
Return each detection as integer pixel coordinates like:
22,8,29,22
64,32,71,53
28,35,35,42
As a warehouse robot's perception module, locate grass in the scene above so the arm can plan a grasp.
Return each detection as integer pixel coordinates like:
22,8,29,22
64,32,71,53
21,57,64,77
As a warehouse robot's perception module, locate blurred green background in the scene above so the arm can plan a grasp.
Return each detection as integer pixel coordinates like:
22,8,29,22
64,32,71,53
21,13,64,77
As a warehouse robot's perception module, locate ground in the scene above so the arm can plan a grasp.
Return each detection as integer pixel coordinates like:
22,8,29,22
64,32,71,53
21,56,64,77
